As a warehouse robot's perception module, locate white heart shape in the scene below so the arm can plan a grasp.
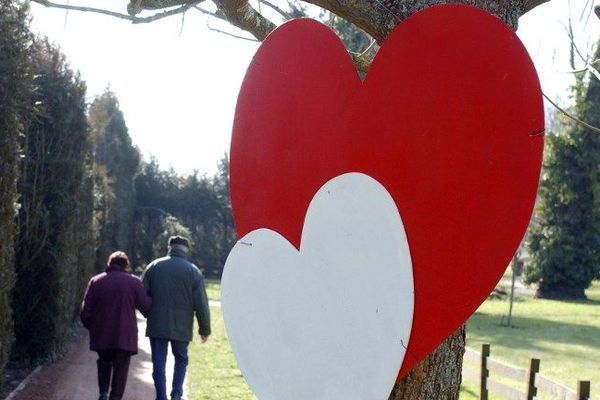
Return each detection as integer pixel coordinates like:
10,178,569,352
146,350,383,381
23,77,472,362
222,172,415,400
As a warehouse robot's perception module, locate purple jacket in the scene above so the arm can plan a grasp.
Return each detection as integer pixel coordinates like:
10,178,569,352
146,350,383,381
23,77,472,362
80,266,151,354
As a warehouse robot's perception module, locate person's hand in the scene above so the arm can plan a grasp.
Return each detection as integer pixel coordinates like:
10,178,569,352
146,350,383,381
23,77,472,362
199,330,209,343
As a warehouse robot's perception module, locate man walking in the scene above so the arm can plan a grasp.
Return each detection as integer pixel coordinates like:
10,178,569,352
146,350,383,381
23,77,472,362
142,236,211,400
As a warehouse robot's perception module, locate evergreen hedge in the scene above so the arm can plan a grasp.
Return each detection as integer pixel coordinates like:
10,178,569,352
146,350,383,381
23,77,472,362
0,0,32,381
12,39,94,359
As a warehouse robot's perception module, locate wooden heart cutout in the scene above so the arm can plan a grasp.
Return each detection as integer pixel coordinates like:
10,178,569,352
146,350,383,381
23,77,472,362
228,3,543,381
223,173,415,399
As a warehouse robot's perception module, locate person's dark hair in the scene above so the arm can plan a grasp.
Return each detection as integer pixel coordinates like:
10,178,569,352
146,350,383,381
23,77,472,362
168,235,190,248
107,251,130,268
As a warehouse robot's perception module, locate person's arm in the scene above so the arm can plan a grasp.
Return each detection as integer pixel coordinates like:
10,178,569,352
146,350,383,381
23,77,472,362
141,262,153,296
135,278,152,317
80,279,95,329
192,267,211,340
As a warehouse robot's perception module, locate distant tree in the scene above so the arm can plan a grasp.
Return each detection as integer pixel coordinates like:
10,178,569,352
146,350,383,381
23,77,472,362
134,159,196,267
331,16,372,54
12,38,92,359
134,155,236,277
525,42,600,299
89,90,140,268
208,155,237,275
134,157,179,212
0,0,32,381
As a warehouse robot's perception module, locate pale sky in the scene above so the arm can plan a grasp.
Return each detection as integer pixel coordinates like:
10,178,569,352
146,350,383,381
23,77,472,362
29,0,599,175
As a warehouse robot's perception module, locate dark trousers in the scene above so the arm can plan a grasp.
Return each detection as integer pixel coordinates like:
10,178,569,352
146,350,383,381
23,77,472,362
96,349,132,400
150,338,189,400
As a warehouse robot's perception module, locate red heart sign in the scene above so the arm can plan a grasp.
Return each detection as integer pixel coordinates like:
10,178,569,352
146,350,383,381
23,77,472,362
230,4,543,378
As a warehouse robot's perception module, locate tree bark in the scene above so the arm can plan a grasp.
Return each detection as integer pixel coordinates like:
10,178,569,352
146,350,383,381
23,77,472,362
370,1,508,397
389,325,466,400
116,0,550,43
303,0,543,43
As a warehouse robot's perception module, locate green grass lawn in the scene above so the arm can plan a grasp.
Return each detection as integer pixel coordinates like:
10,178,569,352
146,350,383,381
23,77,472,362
188,306,256,400
205,280,221,301
189,280,600,399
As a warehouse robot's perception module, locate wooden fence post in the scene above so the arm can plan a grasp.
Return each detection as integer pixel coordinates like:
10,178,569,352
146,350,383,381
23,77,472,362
526,358,540,400
577,380,590,400
480,344,490,400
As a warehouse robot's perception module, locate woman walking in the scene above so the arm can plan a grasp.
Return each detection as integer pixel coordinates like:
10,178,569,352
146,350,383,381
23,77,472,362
80,251,151,400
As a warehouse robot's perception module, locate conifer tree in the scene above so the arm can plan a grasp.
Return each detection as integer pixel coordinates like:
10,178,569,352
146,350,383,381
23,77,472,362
89,90,140,268
526,42,600,299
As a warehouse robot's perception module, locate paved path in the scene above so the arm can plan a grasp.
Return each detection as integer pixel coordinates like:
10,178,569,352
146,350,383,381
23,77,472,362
7,313,182,400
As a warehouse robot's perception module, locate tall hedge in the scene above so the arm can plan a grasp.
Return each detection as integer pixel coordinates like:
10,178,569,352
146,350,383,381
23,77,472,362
0,0,32,379
12,39,93,359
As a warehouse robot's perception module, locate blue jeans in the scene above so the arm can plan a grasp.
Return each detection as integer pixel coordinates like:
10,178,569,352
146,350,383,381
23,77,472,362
150,338,189,400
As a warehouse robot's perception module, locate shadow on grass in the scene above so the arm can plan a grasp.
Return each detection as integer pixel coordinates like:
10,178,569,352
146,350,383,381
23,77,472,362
467,312,600,352
560,297,600,306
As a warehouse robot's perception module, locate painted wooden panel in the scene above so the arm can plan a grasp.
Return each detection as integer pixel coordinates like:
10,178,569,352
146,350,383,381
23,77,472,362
223,173,414,400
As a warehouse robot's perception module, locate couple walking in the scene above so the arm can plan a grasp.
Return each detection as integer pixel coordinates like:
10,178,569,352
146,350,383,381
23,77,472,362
80,236,211,400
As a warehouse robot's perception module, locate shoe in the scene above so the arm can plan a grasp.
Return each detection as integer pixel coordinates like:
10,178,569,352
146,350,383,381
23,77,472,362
98,393,108,400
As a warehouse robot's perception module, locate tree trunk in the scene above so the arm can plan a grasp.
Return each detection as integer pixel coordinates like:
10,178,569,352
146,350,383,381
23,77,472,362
389,325,466,400
382,0,518,395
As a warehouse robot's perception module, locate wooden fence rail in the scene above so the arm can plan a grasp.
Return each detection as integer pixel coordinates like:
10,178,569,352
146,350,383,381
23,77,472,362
462,344,591,400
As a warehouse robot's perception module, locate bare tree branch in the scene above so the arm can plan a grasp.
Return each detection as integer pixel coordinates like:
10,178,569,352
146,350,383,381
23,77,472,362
586,63,600,82
127,0,202,14
213,0,277,41
206,20,260,41
258,0,292,20
179,7,188,35
544,92,600,134
31,0,201,23
350,39,378,73
558,58,600,74
194,4,223,18
579,0,593,23
562,21,588,67
560,17,600,82
31,0,553,46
